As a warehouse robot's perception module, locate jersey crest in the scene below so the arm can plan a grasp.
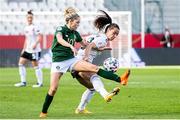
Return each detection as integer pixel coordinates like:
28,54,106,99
57,26,62,31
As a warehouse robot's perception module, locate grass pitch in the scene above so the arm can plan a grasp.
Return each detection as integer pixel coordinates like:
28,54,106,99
0,67,180,119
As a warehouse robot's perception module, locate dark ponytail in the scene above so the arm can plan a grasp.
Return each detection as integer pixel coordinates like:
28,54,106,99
94,10,119,32
94,10,112,31
27,10,33,15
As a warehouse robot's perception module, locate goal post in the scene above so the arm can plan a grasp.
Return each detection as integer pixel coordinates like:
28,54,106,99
98,12,132,68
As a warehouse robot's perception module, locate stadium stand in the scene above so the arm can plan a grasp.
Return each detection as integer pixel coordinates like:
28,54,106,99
0,0,108,35
0,0,180,35
104,0,180,34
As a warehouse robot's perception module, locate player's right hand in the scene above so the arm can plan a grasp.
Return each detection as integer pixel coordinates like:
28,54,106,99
83,56,89,61
70,45,77,56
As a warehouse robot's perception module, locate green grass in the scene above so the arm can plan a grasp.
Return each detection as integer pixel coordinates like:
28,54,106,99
0,67,180,119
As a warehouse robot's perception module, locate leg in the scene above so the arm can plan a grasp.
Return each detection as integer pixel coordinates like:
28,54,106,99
75,71,119,113
73,60,130,85
73,60,99,72
89,73,120,102
75,88,95,114
71,71,95,114
75,72,108,114
78,72,120,102
49,72,63,96
89,73,109,98
14,57,28,87
75,72,94,89
32,61,43,87
78,72,108,98
40,72,63,118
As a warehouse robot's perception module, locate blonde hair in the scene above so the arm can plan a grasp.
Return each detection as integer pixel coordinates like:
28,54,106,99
64,7,79,23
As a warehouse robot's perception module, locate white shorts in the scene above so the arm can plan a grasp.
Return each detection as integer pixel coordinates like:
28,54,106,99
51,57,79,73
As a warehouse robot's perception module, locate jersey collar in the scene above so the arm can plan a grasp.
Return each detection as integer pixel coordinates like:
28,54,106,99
64,25,74,33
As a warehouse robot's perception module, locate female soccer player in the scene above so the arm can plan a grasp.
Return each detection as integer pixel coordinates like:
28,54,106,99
14,10,43,88
39,7,130,118
73,10,127,114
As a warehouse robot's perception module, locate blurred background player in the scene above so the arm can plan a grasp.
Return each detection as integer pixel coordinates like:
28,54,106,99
14,10,43,88
73,10,124,114
160,26,174,48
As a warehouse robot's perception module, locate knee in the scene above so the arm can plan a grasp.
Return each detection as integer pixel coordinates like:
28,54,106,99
90,64,99,72
49,86,58,96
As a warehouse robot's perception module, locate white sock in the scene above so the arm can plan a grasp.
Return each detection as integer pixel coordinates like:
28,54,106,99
77,89,95,110
34,66,43,85
90,74,109,98
19,64,26,83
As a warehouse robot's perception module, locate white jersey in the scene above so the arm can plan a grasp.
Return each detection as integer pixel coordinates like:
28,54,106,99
24,24,41,53
76,33,108,63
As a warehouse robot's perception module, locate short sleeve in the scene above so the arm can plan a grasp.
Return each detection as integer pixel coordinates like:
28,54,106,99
75,32,83,42
92,37,107,48
55,26,63,35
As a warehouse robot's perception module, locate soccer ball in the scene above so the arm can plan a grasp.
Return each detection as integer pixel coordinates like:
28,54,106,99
103,57,119,72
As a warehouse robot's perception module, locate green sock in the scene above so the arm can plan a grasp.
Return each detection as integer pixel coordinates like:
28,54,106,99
42,93,54,113
97,68,120,82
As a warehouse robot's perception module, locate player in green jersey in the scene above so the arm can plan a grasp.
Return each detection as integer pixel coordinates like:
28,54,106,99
39,7,130,118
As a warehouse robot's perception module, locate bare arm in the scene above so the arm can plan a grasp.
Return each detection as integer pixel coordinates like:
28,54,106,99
32,34,42,50
56,33,77,55
79,39,89,48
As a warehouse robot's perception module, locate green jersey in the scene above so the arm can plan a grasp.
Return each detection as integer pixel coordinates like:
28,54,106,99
51,25,82,62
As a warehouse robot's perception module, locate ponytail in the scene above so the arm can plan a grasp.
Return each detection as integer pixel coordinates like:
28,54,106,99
27,10,33,15
64,7,79,23
94,10,119,32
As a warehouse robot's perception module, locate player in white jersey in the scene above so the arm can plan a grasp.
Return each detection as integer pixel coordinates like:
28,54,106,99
72,10,128,114
76,34,108,63
14,10,43,88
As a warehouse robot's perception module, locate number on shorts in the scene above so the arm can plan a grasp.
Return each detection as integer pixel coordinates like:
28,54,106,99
32,53,38,60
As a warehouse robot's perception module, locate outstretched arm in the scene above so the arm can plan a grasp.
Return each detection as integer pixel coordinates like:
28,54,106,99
32,33,42,50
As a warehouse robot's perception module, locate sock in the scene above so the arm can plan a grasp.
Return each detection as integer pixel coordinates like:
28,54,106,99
97,68,120,82
90,74,109,98
34,66,43,85
42,93,54,113
19,64,26,83
77,89,95,110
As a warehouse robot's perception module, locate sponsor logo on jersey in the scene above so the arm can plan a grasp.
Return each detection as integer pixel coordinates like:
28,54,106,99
57,26,62,31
